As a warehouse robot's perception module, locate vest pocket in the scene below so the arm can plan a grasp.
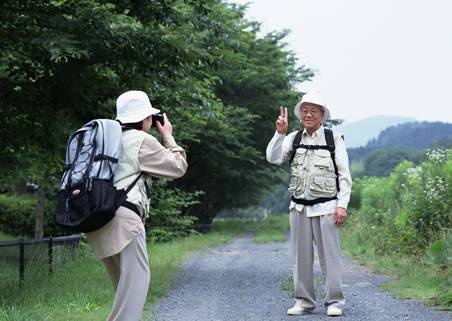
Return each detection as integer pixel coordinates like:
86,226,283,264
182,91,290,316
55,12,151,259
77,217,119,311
288,174,300,193
309,176,336,197
288,151,306,193
313,149,332,172
293,148,307,165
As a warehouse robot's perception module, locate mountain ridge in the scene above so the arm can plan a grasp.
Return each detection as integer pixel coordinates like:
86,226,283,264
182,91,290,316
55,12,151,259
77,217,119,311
333,115,417,148
347,121,452,163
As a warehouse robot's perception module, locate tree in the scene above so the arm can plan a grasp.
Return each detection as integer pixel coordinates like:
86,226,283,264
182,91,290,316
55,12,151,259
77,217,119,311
173,3,313,222
362,147,423,177
0,0,313,234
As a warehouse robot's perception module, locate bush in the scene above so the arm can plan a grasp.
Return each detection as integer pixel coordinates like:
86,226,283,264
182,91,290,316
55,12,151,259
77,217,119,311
147,179,200,242
351,148,452,254
0,194,63,237
346,149,452,308
0,180,202,242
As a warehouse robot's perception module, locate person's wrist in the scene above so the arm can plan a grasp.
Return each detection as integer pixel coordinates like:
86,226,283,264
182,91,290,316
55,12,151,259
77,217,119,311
162,132,172,138
337,200,348,209
162,133,176,147
158,127,171,136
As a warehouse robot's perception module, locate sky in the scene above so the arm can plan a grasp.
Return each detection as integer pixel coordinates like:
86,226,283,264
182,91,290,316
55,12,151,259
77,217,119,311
230,0,452,124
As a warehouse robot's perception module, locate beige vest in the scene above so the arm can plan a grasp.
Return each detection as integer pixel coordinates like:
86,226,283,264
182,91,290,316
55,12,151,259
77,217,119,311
288,131,339,199
114,129,152,218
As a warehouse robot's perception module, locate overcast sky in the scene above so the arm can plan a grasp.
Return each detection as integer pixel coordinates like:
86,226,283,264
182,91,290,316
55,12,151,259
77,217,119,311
230,0,452,124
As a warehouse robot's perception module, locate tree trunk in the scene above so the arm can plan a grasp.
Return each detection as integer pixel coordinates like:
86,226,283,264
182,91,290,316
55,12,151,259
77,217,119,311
34,189,45,239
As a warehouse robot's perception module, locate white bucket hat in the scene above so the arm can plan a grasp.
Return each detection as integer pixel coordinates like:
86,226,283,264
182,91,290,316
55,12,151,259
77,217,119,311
116,90,160,123
294,91,331,122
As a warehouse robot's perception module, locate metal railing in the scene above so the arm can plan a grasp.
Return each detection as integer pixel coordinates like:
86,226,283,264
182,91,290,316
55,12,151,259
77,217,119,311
0,234,82,288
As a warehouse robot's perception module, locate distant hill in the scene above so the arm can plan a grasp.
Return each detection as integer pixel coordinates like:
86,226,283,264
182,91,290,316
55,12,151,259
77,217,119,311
348,121,452,163
333,116,416,148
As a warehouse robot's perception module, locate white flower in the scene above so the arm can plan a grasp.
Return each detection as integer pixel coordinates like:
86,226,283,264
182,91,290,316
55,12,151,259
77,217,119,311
405,166,422,180
424,175,448,204
426,148,448,163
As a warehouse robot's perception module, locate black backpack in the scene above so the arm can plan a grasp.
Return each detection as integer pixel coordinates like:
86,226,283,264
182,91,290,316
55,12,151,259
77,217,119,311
55,119,141,233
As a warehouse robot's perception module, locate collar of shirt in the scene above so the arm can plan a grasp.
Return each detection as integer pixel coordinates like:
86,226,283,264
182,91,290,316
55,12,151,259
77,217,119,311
302,125,324,140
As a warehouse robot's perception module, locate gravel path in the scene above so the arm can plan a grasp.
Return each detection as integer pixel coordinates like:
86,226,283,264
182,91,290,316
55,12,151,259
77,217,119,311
149,234,451,321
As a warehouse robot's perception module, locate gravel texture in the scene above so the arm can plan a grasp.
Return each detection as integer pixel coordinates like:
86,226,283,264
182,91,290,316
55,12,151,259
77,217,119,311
149,234,451,321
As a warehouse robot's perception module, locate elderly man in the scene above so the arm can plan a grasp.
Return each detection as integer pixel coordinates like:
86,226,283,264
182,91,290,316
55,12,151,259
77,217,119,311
266,92,352,317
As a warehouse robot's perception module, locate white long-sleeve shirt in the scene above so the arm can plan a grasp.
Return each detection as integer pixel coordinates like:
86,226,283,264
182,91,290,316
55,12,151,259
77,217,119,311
266,126,352,216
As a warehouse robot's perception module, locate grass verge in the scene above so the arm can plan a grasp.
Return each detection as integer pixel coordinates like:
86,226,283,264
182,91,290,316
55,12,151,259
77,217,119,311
254,214,289,243
0,219,253,321
341,220,452,310
0,230,17,241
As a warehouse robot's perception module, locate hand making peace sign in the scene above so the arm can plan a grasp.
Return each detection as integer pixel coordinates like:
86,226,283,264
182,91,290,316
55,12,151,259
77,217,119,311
275,106,288,134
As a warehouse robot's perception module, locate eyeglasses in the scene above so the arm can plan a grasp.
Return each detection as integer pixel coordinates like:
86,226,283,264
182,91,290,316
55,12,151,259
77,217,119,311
301,108,322,116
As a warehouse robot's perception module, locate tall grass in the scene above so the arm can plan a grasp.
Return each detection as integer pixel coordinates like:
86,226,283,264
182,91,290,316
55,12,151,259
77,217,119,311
345,149,452,309
342,212,452,309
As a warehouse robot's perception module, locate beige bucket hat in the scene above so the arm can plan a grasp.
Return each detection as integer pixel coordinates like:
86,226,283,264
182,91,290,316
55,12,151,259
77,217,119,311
116,90,160,123
294,91,331,122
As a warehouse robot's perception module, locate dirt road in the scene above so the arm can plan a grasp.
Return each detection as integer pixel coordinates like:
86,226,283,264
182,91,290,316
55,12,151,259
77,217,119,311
150,235,451,321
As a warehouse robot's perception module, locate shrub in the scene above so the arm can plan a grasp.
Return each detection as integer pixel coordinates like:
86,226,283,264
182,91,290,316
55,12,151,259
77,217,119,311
351,149,452,254
0,180,202,242
0,194,63,237
147,179,200,242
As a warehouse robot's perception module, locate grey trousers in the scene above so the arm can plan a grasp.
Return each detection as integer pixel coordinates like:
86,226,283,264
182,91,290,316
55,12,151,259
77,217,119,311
102,232,150,321
290,208,345,309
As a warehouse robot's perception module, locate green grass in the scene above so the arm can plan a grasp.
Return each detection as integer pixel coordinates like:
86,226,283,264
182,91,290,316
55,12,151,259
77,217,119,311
0,230,18,241
341,223,452,310
0,219,253,321
254,214,289,243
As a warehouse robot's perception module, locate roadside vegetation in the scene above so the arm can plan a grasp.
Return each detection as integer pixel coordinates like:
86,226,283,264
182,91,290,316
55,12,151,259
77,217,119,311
254,214,289,243
343,148,452,309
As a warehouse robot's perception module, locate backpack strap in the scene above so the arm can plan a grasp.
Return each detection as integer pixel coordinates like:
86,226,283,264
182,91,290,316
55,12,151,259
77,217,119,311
125,172,143,194
297,144,330,150
289,130,303,164
121,173,148,217
291,196,337,205
324,128,340,192
93,155,118,163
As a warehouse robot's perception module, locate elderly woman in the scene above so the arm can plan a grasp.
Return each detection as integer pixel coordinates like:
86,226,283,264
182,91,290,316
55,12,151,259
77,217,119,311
86,90,188,321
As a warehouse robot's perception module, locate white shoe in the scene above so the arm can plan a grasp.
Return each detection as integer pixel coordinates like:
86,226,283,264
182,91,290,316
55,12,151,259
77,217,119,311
287,300,313,316
326,305,342,317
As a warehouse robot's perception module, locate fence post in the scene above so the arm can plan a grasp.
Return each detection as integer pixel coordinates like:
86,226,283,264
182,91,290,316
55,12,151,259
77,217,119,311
48,236,53,275
19,239,25,289
70,240,75,257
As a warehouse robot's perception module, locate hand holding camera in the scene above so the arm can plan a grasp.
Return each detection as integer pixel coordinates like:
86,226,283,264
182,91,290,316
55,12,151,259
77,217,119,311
151,111,165,127
154,112,173,137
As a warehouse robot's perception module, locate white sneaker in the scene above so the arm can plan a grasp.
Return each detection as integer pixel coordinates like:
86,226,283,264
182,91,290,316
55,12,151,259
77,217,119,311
326,305,342,317
287,300,313,316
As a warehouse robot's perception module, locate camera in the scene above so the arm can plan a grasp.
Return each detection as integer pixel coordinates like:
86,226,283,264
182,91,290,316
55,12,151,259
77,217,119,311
151,111,165,127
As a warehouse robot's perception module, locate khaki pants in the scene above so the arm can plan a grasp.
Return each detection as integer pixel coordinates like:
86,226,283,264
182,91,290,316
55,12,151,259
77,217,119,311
290,208,345,310
102,232,150,321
